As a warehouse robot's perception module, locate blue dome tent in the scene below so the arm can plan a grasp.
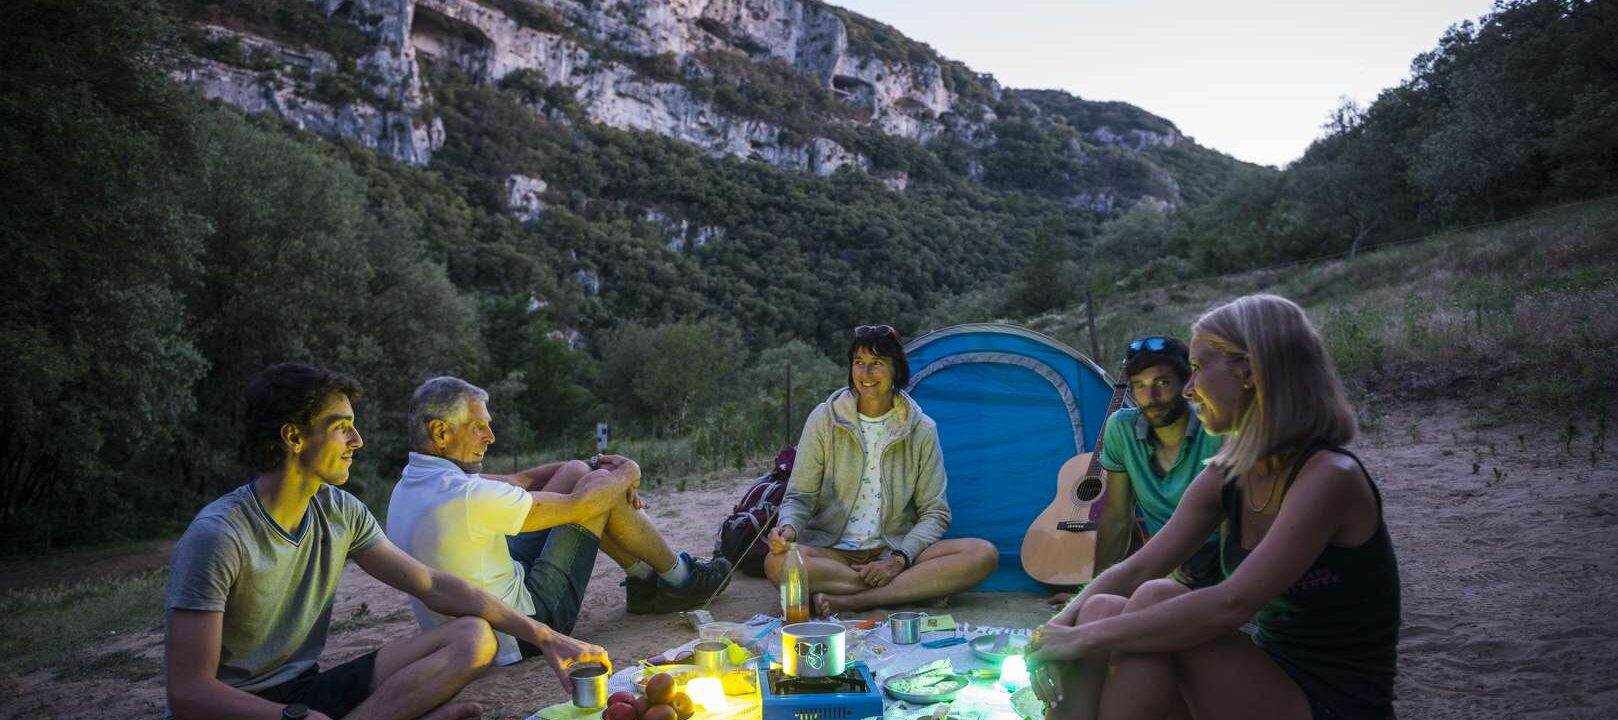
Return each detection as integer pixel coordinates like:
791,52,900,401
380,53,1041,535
904,323,1121,592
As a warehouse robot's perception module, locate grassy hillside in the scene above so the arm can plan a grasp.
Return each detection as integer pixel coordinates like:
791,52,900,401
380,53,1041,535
1022,196,1618,430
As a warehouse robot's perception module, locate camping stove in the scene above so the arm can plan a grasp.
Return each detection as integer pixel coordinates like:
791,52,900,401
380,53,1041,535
758,661,884,720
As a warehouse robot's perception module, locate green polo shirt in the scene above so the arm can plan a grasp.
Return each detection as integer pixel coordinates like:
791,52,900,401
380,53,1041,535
1097,406,1223,539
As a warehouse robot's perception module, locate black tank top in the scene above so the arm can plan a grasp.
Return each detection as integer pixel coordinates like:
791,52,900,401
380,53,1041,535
1220,446,1400,719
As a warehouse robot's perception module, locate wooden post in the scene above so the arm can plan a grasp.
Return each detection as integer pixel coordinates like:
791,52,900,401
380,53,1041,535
1085,290,1102,362
785,362,793,448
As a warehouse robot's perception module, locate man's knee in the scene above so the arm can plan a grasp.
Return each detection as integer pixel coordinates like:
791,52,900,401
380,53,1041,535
549,460,594,493
1124,578,1190,611
445,616,498,671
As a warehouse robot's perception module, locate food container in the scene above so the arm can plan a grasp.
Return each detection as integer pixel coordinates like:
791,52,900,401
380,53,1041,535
782,621,846,677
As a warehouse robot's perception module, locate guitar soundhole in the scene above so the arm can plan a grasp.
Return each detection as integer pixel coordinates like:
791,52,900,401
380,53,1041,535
1075,476,1103,503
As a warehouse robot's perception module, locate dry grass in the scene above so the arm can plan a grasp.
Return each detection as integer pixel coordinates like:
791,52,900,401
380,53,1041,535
0,568,167,678
1026,197,1618,425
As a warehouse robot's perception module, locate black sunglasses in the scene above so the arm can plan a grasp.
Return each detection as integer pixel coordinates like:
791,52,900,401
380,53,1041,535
1126,336,1175,359
854,324,895,338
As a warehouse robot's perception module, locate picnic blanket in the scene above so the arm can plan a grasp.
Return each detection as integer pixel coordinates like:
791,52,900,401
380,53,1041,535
530,616,1039,720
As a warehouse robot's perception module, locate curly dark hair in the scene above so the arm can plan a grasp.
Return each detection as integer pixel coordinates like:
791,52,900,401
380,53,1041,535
846,325,911,392
239,363,363,472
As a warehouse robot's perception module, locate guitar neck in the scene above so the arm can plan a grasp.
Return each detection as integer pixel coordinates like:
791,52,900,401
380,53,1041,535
1083,379,1130,479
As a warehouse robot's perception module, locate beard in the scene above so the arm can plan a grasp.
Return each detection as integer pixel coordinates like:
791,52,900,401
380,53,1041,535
1144,398,1189,428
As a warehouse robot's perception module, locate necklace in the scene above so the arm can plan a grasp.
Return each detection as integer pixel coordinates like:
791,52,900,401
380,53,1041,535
1245,460,1285,514
1246,476,1279,514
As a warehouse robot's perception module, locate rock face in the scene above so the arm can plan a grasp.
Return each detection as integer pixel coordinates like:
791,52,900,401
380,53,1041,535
1092,125,1182,151
173,0,1226,215
178,25,443,164
178,0,992,173
506,174,549,221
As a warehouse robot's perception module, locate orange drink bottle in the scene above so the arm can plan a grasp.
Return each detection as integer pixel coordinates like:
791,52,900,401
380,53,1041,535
781,541,810,623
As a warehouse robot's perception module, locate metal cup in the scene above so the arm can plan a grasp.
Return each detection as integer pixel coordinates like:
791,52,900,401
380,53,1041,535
889,611,927,645
570,662,609,708
692,640,729,675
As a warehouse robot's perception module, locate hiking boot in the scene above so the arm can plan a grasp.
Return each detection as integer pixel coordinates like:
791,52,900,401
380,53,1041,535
650,553,733,613
623,574,659,615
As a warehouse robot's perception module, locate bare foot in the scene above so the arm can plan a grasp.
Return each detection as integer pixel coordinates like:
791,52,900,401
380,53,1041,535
813,592,858,617
421,701,484,720
812,592,833,617
1044,592,1073,609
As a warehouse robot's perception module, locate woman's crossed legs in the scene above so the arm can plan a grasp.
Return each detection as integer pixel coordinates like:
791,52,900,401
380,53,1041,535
1048,579,1312,720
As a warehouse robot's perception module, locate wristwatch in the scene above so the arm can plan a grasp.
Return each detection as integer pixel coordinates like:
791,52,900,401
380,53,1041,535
891,549,911,568
282,704,310,720
587,455,603,471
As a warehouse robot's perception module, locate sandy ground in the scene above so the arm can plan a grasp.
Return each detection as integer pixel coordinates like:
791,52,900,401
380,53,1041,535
3,398,1617,719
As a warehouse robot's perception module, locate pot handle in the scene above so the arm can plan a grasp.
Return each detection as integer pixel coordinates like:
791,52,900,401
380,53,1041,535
796,641,827,670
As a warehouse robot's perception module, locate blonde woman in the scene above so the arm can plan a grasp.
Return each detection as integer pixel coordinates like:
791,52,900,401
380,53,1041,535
1029,295,1400,720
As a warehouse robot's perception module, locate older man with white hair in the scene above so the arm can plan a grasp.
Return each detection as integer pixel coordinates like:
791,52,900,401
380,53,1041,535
387,377,730,667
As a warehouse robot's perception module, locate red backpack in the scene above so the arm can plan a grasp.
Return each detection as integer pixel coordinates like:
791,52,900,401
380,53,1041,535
715,447,795,577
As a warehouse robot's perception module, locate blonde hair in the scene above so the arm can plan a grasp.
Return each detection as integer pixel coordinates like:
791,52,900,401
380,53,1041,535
1192,294,1356,480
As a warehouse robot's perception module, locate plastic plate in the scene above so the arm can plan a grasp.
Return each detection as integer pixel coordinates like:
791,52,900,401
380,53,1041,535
882,673,970,704
1009,686,1047,720
969,634,1029,664
632,664,705,689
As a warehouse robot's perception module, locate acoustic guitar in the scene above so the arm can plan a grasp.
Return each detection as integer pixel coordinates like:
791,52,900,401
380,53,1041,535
1020,375,1130,585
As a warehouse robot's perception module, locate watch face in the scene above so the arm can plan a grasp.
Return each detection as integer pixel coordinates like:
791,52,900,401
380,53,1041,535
283,703,310,720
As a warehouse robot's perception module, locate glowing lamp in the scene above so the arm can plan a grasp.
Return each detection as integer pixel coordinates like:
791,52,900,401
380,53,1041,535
686,677,728,711
998,655,1029,693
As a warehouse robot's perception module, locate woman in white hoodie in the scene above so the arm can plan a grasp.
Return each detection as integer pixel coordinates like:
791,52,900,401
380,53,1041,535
763,324,998,616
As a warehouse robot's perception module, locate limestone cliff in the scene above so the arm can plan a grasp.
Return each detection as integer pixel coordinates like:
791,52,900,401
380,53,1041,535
174,0,1239,213
178,0,994,177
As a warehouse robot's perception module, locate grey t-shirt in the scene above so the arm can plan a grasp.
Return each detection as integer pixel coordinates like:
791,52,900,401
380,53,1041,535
166,483,385,692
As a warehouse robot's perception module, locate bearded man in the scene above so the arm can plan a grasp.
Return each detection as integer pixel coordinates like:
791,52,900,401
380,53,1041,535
1050,336,1226,607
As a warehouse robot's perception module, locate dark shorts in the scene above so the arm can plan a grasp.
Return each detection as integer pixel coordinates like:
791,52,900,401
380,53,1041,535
1171,541,1224,590
507,523,599,654
1256,638,1395,720
254,650,378,718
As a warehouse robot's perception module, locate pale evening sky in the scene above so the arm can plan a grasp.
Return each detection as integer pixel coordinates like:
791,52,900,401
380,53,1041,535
831,0,1497,168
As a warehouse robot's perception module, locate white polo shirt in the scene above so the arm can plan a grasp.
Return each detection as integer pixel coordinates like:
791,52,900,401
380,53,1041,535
387,452,535,666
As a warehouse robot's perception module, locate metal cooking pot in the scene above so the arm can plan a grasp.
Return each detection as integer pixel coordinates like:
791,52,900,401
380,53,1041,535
782,621,846,677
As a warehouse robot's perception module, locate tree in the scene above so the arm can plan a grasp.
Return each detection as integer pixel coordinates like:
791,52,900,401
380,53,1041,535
1006,218,1082,315
600,319,745,436
0,0,208,547
482,295,596,447
1293,98,1407,257
178,109,375,492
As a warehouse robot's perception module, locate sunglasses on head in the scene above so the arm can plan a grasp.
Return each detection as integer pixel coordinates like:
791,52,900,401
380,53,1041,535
1126,336,1175,360
854,324,895,338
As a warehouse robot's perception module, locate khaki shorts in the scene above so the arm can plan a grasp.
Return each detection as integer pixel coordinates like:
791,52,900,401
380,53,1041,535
819,546,888,565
